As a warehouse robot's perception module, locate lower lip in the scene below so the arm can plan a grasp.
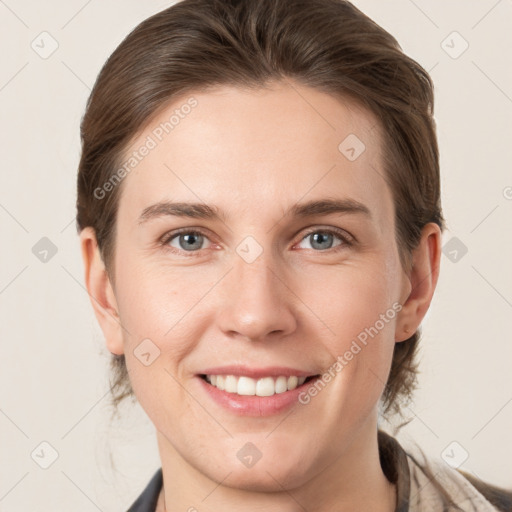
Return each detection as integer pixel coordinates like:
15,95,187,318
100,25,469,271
196,375,320,417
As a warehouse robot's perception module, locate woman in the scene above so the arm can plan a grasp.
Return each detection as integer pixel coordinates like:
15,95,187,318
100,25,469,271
76,0,512,510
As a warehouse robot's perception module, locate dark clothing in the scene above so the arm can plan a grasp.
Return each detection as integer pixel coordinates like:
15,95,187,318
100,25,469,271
127,467,162,512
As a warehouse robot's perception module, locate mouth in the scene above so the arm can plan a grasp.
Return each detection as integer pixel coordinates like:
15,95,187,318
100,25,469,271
198,373,320,397
195,365,323,416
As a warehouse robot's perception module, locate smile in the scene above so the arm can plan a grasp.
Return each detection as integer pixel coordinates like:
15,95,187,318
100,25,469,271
202,374,315,396
196,365,322,416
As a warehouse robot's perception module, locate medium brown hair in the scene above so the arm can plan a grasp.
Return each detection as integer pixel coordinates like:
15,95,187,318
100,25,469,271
76,0,444,416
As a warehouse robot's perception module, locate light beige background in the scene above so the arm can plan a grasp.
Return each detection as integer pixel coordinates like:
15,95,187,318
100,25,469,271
0,0,511,510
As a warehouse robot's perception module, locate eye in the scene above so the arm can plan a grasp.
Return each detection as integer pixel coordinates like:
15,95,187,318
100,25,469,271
162,230,212,253
296,228,353,251
159,227,353,256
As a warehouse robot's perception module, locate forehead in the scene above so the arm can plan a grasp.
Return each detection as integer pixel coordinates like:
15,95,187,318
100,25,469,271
116,80,391,225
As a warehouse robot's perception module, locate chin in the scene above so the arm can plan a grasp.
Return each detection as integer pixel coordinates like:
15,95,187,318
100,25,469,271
196,448,315,493
219,464,311,493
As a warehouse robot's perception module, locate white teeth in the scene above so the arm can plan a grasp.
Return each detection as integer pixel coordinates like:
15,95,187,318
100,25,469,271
238,376,256,395
287,376,298,390
205,374,311,396
256,377,275,397
225,375,238,393
275,376,288,394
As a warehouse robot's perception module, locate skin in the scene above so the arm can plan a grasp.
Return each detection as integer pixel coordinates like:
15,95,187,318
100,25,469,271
80,79,441,511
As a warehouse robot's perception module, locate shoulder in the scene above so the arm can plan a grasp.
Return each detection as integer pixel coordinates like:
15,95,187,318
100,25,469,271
377,431,512,512
406,449,512,511
457,470,512,512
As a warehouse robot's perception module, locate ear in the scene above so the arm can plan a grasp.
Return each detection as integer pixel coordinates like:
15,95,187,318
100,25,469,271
395,222,442,342
79,227,124,355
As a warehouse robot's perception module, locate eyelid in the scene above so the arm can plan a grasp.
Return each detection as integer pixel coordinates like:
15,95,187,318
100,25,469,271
159,225,355,255
293,226,355,252
159,227,216,255
298,226,355,244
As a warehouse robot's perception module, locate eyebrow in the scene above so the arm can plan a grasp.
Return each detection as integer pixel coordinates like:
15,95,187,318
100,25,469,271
138,198,371,225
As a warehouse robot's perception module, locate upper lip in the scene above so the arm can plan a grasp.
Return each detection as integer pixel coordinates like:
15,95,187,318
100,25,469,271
198,365,319,379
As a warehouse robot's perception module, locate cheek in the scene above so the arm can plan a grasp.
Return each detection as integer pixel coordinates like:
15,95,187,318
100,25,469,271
111,260,205,403
114,255,212,342
300,259,399,393
304,259,399,338
116,267,204,430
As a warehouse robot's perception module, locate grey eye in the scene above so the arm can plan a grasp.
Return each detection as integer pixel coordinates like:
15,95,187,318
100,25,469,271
169,232,208,251
299,231,344,251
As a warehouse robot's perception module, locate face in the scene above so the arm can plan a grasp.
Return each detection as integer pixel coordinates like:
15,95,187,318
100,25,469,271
97,81,413,490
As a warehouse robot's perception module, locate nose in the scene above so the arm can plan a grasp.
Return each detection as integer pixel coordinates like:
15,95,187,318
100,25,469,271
216,252,297,342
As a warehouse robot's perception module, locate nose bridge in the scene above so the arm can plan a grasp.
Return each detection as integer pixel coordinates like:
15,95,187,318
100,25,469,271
217,243,296,341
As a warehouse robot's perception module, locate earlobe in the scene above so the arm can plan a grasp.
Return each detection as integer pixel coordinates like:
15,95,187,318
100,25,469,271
79,227,124,355
395,223,442,343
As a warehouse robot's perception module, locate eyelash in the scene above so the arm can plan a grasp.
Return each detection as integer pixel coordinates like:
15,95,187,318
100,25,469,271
159,227,355,256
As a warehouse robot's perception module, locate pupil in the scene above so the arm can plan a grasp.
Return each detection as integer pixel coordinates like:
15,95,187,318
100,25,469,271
312,232,332,249
180,233,202,250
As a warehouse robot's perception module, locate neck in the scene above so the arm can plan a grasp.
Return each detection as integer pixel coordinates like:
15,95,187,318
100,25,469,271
156,414,396,512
